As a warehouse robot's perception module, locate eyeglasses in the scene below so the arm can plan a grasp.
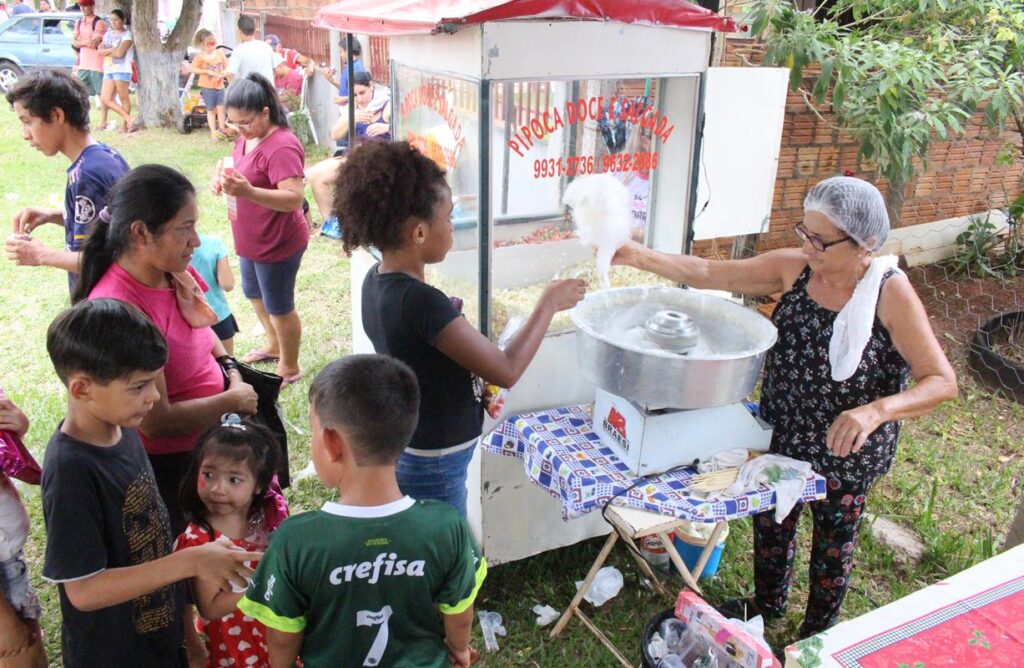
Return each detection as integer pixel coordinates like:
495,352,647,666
794,223,854,252
227,111,262,129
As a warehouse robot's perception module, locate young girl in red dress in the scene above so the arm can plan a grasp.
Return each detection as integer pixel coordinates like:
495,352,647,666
175,414,288,668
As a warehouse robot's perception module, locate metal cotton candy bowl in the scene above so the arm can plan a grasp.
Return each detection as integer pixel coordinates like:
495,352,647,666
569,286,778,409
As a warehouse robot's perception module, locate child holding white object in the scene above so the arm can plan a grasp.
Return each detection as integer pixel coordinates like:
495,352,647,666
175,415,289,668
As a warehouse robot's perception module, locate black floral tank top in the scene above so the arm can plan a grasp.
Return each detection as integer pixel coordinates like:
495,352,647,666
759,266,910,481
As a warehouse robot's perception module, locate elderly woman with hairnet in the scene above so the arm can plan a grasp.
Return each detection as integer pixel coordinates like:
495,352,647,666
612,176,958,637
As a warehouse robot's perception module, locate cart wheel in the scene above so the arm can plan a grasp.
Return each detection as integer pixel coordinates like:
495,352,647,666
176,114,193,135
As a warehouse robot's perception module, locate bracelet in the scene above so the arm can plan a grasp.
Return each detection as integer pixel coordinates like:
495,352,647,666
217,355,240,373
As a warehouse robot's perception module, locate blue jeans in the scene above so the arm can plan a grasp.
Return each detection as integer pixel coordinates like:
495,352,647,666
396,441,477,517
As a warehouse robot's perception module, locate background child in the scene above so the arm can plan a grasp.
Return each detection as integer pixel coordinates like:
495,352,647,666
190,233,239,354
0,388,46,668
239,355,486,668
175,414,288,668
41,299,260,668
191,29,231,142
333,141,586,516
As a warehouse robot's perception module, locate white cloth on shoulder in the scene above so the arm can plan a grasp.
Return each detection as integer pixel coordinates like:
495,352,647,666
829,255,902,382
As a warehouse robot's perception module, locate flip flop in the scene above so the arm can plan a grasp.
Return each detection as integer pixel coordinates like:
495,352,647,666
281,372,304,387
241,350,280,364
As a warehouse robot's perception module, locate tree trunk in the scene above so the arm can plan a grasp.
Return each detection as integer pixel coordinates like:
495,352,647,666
132,0,203,128
1005,500,1024,551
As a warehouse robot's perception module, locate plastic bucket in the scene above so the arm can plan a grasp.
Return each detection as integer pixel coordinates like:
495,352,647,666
640,607,678,668
672,523,729,579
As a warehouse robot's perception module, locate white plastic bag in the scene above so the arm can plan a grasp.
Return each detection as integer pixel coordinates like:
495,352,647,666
532,604,559,627
562,174,631,288
575,566,624,606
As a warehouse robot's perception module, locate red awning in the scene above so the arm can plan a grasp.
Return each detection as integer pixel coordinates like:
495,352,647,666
313,0,738,36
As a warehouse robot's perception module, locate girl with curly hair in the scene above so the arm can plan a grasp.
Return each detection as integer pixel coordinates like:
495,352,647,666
332,141,587,516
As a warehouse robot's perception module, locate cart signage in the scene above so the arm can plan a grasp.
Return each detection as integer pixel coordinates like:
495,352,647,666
603,405,631,453
399,83,468,171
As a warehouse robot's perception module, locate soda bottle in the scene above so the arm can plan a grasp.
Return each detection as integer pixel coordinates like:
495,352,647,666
638,535,670,574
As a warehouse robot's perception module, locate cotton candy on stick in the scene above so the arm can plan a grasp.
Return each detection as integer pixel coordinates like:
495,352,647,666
562,173,631,288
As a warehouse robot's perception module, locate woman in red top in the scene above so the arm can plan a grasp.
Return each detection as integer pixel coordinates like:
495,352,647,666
216,74,309,385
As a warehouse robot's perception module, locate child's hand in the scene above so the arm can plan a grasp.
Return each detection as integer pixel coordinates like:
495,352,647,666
191,536,261,593
444,639,477,668
0,614,35,660
539,278,587,313
0,396,29,436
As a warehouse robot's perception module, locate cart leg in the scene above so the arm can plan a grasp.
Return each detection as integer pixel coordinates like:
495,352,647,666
660,530,702,596
691,521,726,581
575,608,634,668
550,531,619,638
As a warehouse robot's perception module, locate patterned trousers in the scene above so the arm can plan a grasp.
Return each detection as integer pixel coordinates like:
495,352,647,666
752,475,875,638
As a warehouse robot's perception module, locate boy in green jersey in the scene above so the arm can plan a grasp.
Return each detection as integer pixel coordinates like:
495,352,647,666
239,354,486,667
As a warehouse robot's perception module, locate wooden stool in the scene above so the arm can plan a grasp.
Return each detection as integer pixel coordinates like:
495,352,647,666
549,506,726,668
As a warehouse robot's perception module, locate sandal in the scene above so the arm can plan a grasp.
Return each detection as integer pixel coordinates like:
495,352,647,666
241,350,280,365
280,372,304,387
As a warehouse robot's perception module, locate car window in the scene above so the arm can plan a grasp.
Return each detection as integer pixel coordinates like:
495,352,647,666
2,17,41,43
42,18,75,44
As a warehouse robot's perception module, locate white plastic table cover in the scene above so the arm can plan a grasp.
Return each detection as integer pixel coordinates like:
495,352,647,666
482,404,826,521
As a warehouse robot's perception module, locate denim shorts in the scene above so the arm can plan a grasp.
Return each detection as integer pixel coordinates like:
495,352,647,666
104,72,132,82
396,439,477,517
0,553,42,620
200,86,225,109
239,246,305,316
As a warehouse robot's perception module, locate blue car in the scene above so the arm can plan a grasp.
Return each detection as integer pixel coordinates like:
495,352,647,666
0,12,82,92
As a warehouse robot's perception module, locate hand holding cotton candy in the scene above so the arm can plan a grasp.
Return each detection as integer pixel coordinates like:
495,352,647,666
562,174,631,288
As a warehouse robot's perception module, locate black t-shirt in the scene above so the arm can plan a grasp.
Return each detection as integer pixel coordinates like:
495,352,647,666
362,264,484,450
41,427,186,668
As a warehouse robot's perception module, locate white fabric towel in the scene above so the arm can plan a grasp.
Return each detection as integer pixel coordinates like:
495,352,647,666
724,454,813,523
829,255,902,382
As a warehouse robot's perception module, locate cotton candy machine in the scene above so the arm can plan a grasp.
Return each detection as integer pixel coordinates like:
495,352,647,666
571,286,778,475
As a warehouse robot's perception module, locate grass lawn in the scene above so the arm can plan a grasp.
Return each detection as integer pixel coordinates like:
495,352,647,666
2,101,1023,666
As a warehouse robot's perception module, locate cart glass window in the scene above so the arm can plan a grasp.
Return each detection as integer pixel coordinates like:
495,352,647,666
487,78,684,338
394,64,481,328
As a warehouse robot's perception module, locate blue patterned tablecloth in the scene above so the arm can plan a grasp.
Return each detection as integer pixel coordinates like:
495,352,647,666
483,404,827,522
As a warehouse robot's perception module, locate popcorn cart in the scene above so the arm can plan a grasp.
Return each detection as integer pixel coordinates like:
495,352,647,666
315,0,792,564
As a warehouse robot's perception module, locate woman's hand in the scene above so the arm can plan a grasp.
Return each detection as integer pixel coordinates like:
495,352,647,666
226,377,259,415
827,403,886,458
539,279,587,313
221,169,253,199
365,123,390,137
611,240,645,267
354,108,374,124
210,160,224,196
0,396,29,437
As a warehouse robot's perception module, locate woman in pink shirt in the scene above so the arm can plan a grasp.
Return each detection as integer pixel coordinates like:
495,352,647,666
72,164,258,533
215,74,308,385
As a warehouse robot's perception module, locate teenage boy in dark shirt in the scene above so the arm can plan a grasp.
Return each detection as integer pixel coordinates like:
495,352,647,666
5,68,129,294
41,298,260,668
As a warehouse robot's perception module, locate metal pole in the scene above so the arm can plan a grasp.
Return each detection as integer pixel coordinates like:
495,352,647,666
346,33,356,154
685,72,707,256
478,79,491,337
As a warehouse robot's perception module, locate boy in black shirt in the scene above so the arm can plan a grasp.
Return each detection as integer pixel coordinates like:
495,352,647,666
41,299,260,668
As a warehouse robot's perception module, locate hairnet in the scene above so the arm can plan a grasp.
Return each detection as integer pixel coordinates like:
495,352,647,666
803,176,890,251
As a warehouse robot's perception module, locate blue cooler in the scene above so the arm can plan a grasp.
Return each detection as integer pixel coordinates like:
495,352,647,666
672,523,729,579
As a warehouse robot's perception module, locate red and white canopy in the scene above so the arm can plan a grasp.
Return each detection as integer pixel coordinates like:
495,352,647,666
313,0,738,36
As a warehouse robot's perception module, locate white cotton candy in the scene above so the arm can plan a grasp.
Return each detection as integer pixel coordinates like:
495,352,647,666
563,174,632,288
829,255,902,381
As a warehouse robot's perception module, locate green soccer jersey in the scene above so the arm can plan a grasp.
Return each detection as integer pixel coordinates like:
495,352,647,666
239,497,486,668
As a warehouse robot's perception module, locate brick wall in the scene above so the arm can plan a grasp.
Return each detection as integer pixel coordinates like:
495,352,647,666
226,0,323,20
715,38,1022,255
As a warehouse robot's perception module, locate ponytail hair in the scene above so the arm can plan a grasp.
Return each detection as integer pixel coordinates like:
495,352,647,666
225,73,289,129
73,165,196,303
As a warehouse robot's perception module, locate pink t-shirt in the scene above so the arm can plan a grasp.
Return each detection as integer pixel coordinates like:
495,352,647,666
230,128,309,263
89,264,224,455
75,15,107,73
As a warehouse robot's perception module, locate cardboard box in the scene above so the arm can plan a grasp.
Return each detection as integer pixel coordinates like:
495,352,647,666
674,590,781,668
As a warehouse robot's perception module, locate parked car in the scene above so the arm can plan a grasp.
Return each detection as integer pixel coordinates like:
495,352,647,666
0,12,83,92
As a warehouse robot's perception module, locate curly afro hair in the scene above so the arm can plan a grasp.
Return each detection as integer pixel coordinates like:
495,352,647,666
331,141,448,256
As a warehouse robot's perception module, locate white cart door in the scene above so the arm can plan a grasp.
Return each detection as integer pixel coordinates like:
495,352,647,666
691,67,790,240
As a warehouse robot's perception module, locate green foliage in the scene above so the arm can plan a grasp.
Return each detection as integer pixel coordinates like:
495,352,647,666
946,215,1005,278
748,0,1024,196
